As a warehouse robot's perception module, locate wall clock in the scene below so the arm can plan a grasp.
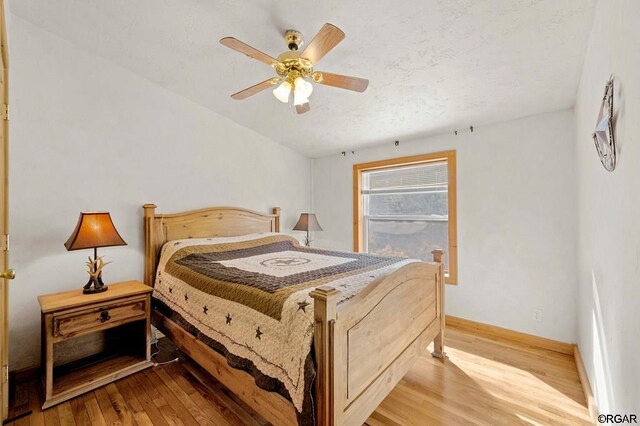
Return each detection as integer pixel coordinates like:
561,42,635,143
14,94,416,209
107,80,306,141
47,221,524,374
592,75,616,171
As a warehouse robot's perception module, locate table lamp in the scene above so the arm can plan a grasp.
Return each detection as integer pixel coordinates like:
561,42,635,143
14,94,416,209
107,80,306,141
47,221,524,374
293,213,323,247
64,212,127,294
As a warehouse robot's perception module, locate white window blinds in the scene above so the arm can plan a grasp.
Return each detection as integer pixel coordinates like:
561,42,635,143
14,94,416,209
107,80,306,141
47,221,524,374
362,161,450,268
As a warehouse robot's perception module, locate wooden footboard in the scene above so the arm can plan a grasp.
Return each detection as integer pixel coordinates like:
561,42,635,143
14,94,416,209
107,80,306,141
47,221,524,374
310,251,445,426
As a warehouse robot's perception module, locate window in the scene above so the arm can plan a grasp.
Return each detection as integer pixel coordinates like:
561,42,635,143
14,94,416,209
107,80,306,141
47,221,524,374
353,151,457,284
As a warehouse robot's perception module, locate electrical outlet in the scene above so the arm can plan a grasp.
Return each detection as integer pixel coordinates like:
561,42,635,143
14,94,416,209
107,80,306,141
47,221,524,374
533,309,542,322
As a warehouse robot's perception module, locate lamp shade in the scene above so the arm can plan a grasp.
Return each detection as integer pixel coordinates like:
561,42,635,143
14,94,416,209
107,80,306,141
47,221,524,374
293,213,323,232
64,212,127,251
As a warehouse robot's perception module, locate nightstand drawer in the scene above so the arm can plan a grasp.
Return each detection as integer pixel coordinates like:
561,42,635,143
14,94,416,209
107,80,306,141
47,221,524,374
53,296,147,340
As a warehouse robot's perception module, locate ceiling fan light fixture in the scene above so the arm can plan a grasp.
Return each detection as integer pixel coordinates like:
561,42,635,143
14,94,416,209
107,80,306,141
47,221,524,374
293,90,309,106
294,77,313,97
273,81,292,103
293,77,313,105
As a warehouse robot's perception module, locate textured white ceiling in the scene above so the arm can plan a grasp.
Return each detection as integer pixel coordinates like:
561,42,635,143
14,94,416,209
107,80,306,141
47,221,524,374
10,0,595,157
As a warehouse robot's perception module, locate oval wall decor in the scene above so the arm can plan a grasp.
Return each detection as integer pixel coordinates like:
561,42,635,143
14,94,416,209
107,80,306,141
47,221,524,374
592,75,616,171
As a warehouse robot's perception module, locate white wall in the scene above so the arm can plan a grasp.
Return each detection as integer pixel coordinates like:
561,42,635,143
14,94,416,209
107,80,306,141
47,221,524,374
574,0,640,414
7,16,310,370
313,110,578,342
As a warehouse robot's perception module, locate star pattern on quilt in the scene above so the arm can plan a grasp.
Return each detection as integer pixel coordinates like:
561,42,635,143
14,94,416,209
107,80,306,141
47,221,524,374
184,293,189,301
203,305,208,314
225,313,232,325
297,300,310,313
255,327,263,340
168,287,173,293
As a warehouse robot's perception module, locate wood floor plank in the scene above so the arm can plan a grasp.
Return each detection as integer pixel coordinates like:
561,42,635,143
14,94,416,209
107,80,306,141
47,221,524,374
167,362,243,426
82,393,107,426
56,402,77,426
136,368,184,426
10,326,591,426
114,378,155,426
93,387,121,426
153,366,219,426
126,376,169,426
104,383,135,426
131,371,166,407
181,362,266,426
69,394,91,426
131,370,184,426
42,406,61,426
143,369,200,426
27,381,45,426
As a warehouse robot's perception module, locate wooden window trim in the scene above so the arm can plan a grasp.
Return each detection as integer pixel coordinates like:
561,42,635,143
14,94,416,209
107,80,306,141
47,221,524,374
353,150,458,284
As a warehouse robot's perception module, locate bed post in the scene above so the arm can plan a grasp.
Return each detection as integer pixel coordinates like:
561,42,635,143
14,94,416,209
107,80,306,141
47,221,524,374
309,285,340,426
143,204,157,286
431,249,445,360
272,207,281,232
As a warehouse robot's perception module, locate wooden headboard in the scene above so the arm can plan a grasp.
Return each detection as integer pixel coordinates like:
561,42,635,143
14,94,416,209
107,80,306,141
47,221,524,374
143,204,280,286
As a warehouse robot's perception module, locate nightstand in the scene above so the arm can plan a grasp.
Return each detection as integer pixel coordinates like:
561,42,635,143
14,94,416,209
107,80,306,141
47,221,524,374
38,280,154,409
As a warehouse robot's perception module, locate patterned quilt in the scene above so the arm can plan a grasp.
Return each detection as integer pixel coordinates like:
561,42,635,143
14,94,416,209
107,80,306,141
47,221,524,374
152,233,415,424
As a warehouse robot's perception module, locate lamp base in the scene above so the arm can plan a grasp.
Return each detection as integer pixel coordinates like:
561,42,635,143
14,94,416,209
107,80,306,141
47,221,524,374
83,286,108,294
83,274,108,294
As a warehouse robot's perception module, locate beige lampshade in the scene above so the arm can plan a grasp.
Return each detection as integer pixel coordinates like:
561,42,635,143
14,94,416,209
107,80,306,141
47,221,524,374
64,212,127,251
293,213,323,232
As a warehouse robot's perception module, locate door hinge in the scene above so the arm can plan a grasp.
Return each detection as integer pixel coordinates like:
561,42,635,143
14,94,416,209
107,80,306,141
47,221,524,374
1,104,7,121
2,365,7,384
0,234,7,252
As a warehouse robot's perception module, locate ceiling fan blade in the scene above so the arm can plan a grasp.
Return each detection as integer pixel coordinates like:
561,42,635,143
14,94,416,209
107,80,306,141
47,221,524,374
313,71,369,92
231,78,279,100
220,37,278,66
300,23,345,64
296,103,310,114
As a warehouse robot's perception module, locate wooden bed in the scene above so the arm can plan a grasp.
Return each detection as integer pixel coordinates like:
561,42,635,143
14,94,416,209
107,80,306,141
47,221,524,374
143,204,445,426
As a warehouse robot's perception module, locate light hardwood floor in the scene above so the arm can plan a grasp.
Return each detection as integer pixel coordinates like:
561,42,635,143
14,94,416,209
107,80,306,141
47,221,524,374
7,325,591,425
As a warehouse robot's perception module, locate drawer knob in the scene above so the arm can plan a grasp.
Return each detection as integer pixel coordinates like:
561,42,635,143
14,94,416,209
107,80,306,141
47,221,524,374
100,310,111,323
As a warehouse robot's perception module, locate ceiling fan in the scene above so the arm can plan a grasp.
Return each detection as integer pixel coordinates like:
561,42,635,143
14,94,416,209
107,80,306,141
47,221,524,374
220,23,369,114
